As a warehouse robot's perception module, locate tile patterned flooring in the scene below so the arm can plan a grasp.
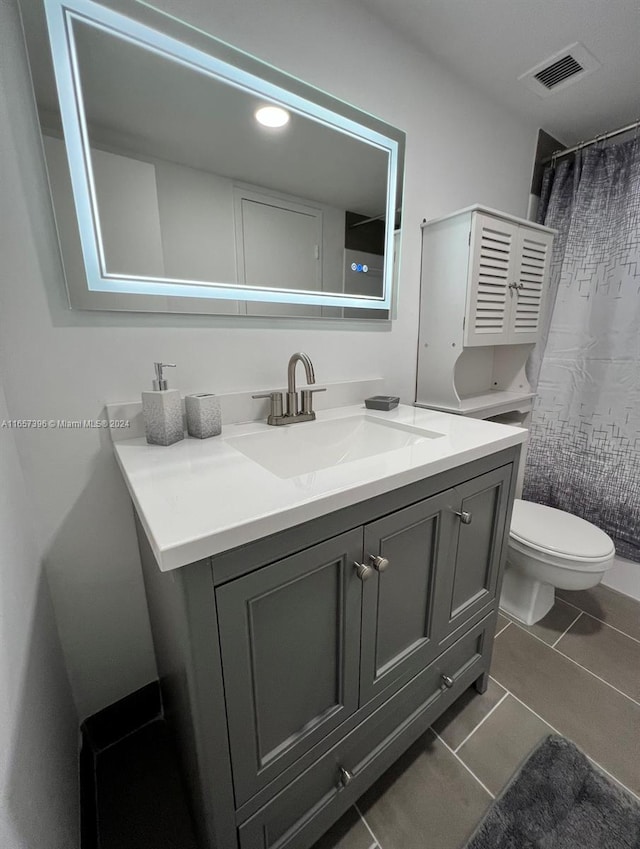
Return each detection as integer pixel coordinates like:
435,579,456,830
315,584,640,849
94,584,640,849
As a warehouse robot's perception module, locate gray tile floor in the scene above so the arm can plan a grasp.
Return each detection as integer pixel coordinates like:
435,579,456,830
315,584,640,849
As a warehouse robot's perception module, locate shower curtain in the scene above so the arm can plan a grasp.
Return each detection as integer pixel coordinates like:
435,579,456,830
523,136,640,562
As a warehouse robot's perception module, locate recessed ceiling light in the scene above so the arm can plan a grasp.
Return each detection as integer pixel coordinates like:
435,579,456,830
255,105,290,128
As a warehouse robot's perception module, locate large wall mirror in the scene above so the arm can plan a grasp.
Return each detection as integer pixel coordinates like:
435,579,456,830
19,0,405,318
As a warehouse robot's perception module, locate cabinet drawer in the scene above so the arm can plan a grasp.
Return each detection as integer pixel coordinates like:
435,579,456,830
238,613,495,849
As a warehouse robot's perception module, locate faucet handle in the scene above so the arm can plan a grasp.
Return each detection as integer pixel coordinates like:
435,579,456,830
252,392,284,420
300,387,327,416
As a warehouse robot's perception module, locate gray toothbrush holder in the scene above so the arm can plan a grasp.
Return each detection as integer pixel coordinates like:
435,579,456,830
185,394,222,439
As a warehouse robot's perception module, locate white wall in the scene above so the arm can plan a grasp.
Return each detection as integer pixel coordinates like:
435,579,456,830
155,159,237,282
0,374,79,847
0,0,539,718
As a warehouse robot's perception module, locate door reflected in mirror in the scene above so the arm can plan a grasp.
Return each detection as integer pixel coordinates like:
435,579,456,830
20,0,404,317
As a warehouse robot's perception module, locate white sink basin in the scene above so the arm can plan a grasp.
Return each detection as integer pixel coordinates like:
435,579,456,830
226,414,444,478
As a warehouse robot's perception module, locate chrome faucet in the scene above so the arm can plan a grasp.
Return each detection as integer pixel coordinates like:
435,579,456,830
253,352,326,425
287,352,315,416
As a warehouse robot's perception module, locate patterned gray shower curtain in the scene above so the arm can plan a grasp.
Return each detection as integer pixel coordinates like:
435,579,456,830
523,137,640,561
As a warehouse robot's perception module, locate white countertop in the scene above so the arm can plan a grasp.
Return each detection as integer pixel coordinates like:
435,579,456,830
113,404,526,571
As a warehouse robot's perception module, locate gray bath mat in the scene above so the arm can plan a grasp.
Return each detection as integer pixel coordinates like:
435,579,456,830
466,735,640,848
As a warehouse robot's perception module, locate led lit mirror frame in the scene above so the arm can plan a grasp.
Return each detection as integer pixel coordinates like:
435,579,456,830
26,0,405,316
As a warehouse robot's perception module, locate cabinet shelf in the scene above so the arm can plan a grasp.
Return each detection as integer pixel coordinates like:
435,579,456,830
415,389,535,419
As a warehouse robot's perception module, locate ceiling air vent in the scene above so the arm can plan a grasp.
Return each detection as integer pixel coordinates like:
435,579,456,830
535,54,583,89
519,43,600,98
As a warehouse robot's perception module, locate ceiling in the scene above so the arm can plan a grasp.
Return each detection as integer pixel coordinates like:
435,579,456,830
355,0,640,146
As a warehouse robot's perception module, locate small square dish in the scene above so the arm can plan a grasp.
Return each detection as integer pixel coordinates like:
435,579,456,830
364,395,400,411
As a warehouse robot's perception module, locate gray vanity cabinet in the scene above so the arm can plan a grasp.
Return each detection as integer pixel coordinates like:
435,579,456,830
216,466,511,808
217,530,364,805
137,446,520,849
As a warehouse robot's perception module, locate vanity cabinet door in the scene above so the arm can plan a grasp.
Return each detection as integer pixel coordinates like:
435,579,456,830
217,529,363,805
359,491,455,706
434,465,512,643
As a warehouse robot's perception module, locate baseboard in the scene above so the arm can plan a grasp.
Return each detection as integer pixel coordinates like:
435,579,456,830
80,681,162,848
602,555,640,602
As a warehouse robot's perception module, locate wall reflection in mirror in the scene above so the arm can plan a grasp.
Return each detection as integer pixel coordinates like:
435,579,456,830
20,0,405,318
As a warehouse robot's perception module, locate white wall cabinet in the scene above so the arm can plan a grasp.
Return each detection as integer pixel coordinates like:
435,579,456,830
416,205,554,420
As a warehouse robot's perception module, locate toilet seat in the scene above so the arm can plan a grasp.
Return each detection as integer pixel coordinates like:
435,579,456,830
509,500,615,570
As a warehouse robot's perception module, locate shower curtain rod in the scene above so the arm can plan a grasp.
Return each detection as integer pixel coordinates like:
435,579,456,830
542,118,640,165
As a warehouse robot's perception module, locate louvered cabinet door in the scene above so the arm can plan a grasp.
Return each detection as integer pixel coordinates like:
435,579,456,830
508,228,553,344
464,213,518,346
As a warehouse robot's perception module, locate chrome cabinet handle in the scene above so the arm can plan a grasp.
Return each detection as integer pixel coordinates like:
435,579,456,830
354,561,373,581
369,554,389,572
454,510,472,524
441,674,455,689
339,766,354,787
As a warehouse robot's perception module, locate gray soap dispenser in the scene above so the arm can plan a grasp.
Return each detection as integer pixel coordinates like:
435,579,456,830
142,362,184,446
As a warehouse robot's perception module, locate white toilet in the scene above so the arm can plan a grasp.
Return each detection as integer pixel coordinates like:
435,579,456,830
500,499,616,626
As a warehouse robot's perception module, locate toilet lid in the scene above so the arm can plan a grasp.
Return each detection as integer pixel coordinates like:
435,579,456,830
510,500,615,561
